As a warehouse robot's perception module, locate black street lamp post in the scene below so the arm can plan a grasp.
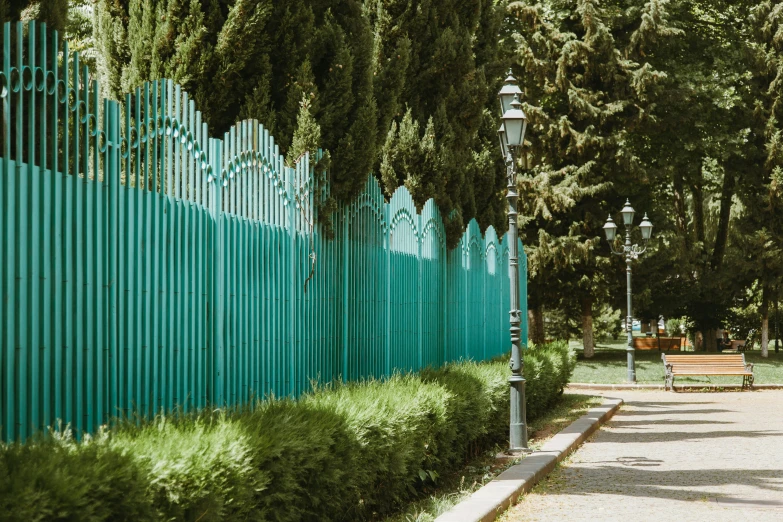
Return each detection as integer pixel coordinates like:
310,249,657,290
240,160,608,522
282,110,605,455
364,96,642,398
603,202,653,383
498,71,530,452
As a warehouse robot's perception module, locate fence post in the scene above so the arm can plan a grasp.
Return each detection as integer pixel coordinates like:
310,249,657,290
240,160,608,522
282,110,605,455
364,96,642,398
287,166,296,395
481,238,489,361
341,211,349,381
107,101,120,422
1,22,11,442
442,233,447,366
209,138,224,406
384,205,391,376
417,215,423,370
464,238,469,359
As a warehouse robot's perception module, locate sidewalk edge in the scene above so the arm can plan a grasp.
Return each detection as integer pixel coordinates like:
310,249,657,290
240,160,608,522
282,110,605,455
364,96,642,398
434,397,623,522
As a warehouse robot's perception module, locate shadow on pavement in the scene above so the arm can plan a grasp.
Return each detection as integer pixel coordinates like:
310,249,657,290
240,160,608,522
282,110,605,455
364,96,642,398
610,419,734,427
621,401,718,407
593,429,781,444
550,466,783,498
608,408,734,417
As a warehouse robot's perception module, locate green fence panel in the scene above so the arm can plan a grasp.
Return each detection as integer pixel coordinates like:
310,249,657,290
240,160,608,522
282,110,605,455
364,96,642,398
0,21,528,441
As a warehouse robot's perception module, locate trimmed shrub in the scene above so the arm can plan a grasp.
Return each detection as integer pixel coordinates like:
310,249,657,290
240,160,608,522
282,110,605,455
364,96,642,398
421,360,506,469
237,398,361,521
0,429,154,521
307,376,451,517
0,341,575,522
525,341,577,419
110,415,262,521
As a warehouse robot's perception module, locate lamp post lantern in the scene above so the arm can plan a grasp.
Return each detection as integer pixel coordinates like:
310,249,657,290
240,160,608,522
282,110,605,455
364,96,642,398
498,70,530,453
603,202,653,383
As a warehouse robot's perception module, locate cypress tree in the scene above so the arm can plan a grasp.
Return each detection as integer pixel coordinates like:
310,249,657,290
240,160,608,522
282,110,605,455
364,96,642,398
367,0,505,245
506,0,674,355
380,109,440,203
94,0,377,205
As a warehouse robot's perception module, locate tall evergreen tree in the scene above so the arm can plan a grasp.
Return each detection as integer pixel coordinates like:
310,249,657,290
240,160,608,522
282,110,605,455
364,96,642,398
740,0,783,356
91,0,508,243
94,0,376,204
506,0,671,355
631,0,767,350
367,0,506,244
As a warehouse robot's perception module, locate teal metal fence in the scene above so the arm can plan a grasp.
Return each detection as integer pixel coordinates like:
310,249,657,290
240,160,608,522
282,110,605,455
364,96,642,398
0,21,527,442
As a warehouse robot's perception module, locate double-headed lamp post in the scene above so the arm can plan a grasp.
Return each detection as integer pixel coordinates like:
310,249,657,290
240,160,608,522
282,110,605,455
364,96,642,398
603,201,653,383
497,70,530,452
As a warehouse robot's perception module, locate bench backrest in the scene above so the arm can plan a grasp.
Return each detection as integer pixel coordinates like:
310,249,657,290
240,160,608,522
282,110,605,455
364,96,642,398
661,353,748,370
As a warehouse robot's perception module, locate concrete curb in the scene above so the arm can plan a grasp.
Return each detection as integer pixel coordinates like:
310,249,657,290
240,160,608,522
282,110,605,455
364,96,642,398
434,397,623,522
568,383,783,391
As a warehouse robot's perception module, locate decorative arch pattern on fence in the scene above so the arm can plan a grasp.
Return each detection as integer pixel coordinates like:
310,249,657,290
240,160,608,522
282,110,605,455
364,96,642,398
0,22,527,442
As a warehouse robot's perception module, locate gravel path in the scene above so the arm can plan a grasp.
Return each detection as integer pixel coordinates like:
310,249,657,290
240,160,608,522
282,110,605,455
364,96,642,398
503,390,783,522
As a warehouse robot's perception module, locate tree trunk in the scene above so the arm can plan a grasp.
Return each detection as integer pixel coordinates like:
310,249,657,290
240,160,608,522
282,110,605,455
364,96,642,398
581,297,594,358
528,307,545,345
695,331,703,351
673,172,691,251
776,297,779,353
704,328,717,352
762,283,770,358
692,170,705,244
711,170,736,270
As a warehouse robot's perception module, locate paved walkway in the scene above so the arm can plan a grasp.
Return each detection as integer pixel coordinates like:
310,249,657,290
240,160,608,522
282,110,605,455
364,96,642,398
503,390,783,522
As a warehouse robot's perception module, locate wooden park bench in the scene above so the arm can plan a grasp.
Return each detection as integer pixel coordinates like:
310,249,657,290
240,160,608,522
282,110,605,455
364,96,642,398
661,354,754,390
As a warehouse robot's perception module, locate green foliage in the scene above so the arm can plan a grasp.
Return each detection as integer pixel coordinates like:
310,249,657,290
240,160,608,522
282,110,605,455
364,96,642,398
0,428,154,521
594,304,623,341
110,416,260,521
1,0,68,32
506,0,666,340
93,0,377,205
523,341,577,419
237,399,359,521
89,0,506,246
63,2,96,70
286,96,337,236
506,0,783,350
0,343,575,521
380,110,440,202
309,376,448,517
368,0,507,246
665,317,688,337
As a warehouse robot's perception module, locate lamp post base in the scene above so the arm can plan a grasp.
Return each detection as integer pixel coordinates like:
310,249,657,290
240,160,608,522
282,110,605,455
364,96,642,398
509,375,529,452
497,447,533,460
626,347,637,383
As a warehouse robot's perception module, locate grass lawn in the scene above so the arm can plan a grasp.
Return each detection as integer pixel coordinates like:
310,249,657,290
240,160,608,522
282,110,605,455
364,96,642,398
382,393,603,522
570,338,783,385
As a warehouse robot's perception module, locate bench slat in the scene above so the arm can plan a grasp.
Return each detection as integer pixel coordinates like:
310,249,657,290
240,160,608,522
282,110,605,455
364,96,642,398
665,357,745,361
670,365,747,368
671,372,752,375
670,367,747,370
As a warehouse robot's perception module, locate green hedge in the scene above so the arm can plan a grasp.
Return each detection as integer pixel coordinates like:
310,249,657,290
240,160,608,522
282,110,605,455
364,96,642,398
0,342,575,521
